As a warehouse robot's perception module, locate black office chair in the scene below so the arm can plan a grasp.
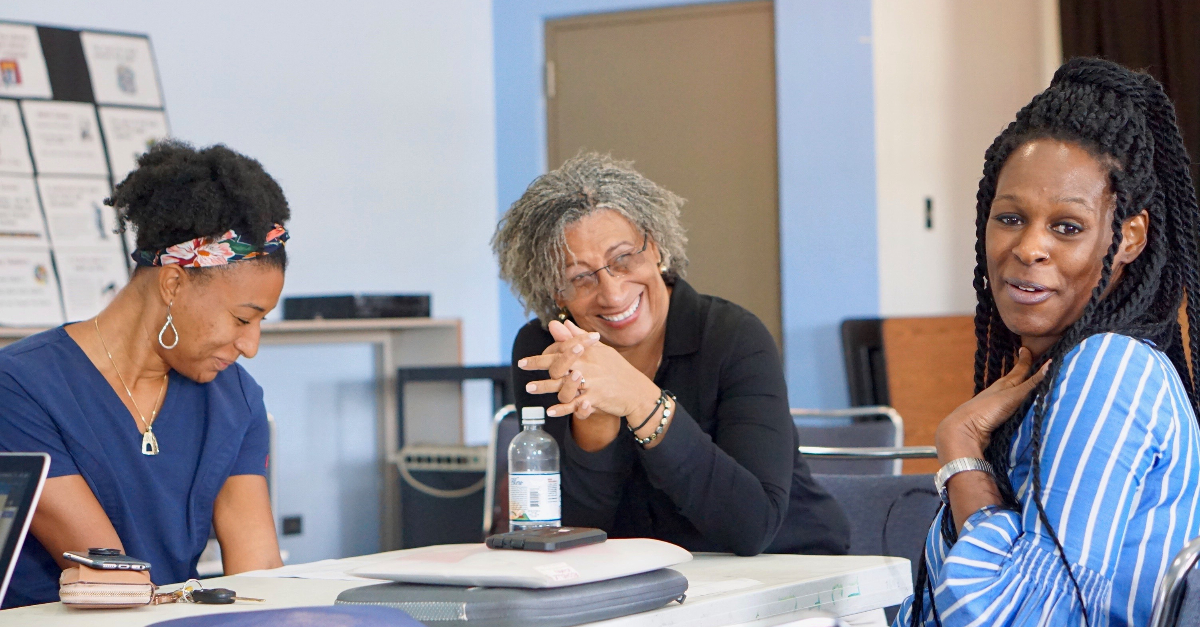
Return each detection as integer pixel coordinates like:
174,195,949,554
841,318,890,406
483,404,521,537
1151,535,1200,627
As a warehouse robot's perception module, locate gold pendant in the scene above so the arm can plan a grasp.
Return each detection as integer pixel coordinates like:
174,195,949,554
141,429,160,456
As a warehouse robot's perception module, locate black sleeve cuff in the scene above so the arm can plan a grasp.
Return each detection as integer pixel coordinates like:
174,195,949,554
637,403,711,472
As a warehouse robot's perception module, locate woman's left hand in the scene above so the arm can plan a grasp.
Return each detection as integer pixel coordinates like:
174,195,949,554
518,320,660,420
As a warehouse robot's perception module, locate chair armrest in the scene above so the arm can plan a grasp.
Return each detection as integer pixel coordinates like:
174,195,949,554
1151,534,1200,627
792,406,907,451
791,405,903,423
798,445,938,460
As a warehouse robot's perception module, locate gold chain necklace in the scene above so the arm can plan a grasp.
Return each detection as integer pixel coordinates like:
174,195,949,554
94,317,168,455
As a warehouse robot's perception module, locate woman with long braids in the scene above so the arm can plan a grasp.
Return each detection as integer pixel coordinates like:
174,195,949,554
897,58,1200,626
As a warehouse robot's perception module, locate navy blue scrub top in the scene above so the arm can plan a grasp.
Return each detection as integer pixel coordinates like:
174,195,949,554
0,327,269,608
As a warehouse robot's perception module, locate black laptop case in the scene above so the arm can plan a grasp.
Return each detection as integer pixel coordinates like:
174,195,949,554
334,568,688,627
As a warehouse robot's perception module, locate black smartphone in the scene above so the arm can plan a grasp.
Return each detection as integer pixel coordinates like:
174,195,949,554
63,548,151,571
485,527,607,551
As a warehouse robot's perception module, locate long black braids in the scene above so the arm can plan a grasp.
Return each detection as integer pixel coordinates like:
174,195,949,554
908,57,1200,626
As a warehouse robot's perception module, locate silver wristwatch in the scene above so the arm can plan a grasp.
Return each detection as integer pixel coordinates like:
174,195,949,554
934,457,994,504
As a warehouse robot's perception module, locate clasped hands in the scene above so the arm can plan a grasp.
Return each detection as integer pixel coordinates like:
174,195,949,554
517,320,671,451
517,320,660,423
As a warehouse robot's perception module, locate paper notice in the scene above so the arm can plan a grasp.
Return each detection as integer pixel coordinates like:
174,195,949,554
80,32,162,108
98,107,169,183
0,23,52,100
0,174,45,242
0,99,33,174
0,244,64,326
36,176,120,249
56,246,128,320
22,101,108,176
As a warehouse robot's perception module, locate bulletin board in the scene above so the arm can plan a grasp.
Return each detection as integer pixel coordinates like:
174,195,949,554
0,21,170,326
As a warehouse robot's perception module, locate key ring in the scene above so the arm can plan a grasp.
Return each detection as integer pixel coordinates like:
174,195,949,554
180,578,202,603
153,579,203,605
152,579,264,605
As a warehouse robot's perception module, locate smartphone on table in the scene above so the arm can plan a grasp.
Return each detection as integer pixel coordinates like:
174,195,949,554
63,548,151,571
486,527,607,551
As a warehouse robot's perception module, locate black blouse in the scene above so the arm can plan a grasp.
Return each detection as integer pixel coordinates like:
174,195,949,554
512,279,849,556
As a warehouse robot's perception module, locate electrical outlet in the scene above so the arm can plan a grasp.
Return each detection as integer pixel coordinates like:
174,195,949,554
281,515,302,536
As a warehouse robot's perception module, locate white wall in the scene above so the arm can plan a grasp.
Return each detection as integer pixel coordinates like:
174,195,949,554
4,0,500,365
872,0,1061,317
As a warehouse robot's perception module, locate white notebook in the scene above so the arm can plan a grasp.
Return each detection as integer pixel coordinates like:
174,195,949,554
350,538,692,588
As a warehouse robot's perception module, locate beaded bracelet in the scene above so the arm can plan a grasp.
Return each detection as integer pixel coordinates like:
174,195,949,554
629,390,676,447
628,390,668,432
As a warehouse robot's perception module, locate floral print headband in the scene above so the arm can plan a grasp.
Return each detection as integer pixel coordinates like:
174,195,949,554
132,224,290,268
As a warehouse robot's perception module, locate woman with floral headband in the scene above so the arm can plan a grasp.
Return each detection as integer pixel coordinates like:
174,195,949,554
0,141,290,607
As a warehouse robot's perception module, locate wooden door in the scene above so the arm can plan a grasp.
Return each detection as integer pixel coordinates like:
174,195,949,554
545,1,782,344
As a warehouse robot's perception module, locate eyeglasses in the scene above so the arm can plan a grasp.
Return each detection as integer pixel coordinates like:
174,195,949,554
557,234,650,301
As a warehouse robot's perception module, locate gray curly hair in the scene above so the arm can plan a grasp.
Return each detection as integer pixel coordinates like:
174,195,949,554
492,153,689,323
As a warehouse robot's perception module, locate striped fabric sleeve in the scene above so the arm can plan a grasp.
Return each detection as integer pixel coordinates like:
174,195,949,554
924,334,1183,626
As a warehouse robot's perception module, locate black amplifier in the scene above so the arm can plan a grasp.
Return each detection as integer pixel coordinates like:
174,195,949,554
282,294,431,320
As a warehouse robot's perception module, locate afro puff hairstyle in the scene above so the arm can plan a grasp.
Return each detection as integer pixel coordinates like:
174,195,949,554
108,140,290,271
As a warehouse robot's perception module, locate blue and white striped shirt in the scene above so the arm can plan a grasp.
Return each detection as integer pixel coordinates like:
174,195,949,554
895,333,1200,627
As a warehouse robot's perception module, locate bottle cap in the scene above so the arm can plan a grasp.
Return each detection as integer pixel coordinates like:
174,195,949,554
521,406,546,424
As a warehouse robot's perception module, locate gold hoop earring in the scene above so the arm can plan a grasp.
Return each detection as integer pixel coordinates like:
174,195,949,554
158,303,179,350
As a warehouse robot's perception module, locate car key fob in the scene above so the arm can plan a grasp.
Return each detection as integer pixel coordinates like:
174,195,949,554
191,588,235,604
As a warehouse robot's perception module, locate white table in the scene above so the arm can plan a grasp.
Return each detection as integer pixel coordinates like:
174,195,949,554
0,553,912,626
0,318,463,551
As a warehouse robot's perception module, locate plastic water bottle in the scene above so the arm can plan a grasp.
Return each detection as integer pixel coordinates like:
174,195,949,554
508,406,561,531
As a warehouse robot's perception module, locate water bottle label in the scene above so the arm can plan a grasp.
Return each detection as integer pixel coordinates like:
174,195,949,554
509,472,561,523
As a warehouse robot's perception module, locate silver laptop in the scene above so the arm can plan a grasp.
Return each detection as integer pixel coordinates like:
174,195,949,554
0,453,50,607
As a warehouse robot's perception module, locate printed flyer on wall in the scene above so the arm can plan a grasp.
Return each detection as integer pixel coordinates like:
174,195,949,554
80,31,162,108
0,23,52,100
21,100,109,177
0,244,64,326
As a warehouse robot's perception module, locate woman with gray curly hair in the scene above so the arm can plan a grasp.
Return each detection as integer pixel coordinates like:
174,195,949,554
493,153,848,556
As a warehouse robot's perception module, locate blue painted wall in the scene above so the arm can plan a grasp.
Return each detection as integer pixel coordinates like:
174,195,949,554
493,0,879,408
774,1,879,408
